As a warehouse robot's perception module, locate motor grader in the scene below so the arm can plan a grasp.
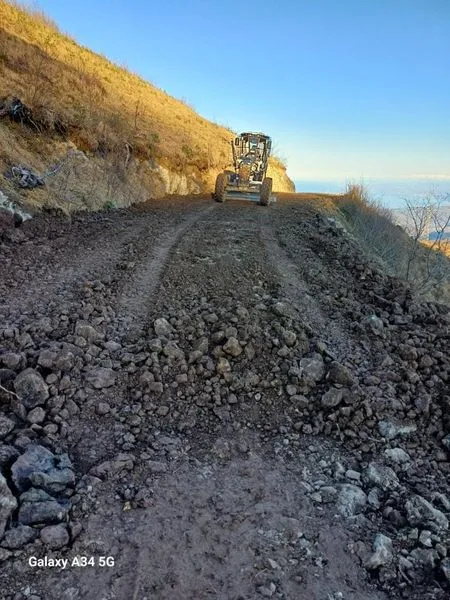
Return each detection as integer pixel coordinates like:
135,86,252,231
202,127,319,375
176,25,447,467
214,132,274,205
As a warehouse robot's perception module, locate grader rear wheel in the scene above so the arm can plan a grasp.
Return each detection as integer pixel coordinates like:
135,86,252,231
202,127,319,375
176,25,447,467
260,177,273,206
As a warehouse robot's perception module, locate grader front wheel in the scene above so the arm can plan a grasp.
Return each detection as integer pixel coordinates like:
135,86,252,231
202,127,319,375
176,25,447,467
214,172,227,203
260,177,273,206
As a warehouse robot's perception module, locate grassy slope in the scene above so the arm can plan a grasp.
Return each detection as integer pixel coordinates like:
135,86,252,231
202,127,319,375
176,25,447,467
335,186,450,304
0,0,294,210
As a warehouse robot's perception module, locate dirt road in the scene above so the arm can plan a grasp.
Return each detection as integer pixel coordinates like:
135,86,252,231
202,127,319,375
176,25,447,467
0,194,449,600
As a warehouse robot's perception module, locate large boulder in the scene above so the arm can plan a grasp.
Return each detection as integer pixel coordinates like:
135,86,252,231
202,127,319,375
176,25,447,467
11,445,75,494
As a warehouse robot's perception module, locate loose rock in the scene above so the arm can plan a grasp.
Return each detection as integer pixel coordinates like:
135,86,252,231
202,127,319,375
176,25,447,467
365,533,393,570
153,318,172,337
14,369,49,408
321,387,343,408
0,473,17,537
40,524,69,549
86,367,116,389
11,444,75,494
0,416,15,439
0,524,38,549
223,337,243,357
336,484,367,517
327,361,356,386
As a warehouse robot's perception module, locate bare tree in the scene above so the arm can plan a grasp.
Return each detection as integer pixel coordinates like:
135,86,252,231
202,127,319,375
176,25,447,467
403,192,450,293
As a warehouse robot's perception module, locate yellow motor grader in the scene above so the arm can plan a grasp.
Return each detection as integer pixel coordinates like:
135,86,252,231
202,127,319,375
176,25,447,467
214,132,274,205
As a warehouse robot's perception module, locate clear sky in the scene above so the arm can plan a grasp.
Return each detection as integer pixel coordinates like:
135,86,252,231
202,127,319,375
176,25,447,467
31,0,450,184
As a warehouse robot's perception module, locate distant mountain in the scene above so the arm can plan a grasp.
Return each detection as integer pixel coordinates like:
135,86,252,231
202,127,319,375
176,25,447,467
428,230,450,241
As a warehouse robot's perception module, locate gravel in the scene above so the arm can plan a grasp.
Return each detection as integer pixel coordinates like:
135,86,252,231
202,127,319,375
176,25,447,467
0,195,448,600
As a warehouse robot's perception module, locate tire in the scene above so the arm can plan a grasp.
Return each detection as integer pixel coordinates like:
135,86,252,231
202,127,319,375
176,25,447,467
214,172,227,203
260,177,273,206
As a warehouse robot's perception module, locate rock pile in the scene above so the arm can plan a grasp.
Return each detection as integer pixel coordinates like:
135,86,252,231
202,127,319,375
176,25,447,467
0,443,75,556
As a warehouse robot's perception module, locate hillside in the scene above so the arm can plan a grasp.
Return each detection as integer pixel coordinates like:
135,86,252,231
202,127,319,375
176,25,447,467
0,0,294,213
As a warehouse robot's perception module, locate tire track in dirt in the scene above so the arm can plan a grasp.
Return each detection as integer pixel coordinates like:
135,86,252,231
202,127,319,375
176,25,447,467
259,214,328,329
111,203,217,338
0,214,159,320
0,198,212,323
258,209,360,361
67,203,216,461
61,202,216,471
148,199,276,310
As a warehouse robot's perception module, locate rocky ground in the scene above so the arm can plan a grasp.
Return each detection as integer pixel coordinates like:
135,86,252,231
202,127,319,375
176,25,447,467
0,193,448,600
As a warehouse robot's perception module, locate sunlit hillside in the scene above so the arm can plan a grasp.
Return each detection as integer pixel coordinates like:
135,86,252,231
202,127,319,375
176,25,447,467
0,0,294,211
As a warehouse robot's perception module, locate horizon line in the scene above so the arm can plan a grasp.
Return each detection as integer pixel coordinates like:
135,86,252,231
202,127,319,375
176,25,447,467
293,175,450,182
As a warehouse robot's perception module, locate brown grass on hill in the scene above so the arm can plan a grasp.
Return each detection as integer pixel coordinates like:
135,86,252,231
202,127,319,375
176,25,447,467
0,0,291,203
0,0,230,169
336,183,404,271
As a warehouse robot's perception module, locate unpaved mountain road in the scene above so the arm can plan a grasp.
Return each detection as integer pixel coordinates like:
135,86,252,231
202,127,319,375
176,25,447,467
0,194,449,600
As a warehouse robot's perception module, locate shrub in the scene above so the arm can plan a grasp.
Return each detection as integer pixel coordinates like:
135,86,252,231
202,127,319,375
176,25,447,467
103,199,116,210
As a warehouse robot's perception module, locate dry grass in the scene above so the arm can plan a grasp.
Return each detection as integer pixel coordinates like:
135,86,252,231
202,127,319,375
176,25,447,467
0,0,293,210
335,183,450,304
336,183,404,272
0,0,230,167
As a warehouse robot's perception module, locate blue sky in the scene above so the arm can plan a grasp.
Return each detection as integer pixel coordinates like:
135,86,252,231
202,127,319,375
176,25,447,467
31,0,450,194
